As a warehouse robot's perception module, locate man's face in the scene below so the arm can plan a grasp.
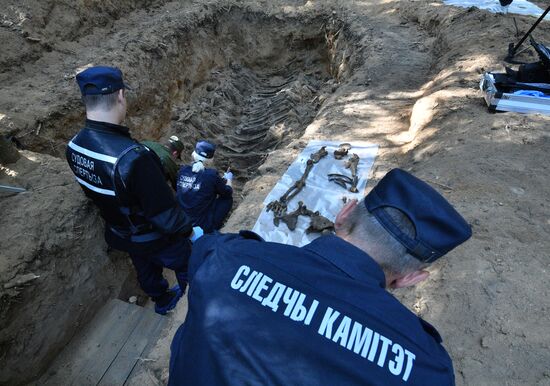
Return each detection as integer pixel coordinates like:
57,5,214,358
171,150,181,160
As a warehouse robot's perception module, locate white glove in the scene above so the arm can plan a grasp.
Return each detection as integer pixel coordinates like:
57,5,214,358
189,226,204,242
223,171,233,181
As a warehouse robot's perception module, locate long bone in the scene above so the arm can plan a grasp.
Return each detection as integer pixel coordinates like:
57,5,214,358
345,153,360,193
266,146,328,220
310,146,328,163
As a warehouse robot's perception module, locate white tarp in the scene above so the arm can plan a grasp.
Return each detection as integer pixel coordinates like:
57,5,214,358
252,140,378,247
443,0,548,18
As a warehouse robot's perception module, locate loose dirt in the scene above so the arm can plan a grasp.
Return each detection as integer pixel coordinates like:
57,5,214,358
1,1,549,385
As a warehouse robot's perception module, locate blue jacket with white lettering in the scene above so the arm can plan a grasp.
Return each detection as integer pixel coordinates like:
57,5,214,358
169,232,455,386
66,119,193,254
176,165,232,230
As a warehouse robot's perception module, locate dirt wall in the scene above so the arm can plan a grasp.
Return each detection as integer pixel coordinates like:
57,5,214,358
0,151,134,385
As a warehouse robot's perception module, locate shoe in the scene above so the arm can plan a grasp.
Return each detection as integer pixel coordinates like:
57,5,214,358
154,284,184,315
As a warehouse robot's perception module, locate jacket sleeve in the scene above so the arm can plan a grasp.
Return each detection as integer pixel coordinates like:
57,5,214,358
165,158,179,191
127,150,193,236
214,173,233,198
188,233,219,282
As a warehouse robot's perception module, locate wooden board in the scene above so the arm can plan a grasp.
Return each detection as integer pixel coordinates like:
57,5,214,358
41,299,166,386
99,309,166,385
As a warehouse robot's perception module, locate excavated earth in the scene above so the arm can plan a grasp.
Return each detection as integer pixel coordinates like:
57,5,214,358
0,1,549,385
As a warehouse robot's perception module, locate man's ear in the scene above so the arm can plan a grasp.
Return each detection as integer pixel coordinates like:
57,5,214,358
389,270,429,289
334,199,358,233
117,89,125,102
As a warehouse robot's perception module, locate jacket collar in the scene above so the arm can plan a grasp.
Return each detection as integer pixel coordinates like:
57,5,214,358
303,235,386,288
85,119,131,137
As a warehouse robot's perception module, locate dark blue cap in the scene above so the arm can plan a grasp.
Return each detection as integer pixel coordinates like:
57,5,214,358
195,141,216,159
76,66,129,95
365,168,471,263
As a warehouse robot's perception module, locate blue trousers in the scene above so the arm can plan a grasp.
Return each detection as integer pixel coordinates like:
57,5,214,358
129,238,191,299
201,196,233,233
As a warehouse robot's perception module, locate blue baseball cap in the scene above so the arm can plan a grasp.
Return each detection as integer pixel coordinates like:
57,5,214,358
76,66,130,95
365,168,471,263
195,141,216,159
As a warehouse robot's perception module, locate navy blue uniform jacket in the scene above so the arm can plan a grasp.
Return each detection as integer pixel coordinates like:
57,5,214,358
66,119,192,255
169,233,455,386
176,165,232,228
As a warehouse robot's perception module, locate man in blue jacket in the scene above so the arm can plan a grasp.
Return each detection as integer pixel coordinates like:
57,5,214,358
176,140,233,233
169,168,471,385
66,66,201,315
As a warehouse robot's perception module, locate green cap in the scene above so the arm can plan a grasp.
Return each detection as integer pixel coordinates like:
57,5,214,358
169,135,184,153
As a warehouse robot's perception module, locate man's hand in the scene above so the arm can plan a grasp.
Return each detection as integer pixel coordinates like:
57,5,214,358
189,226,204,243
223,167,233,186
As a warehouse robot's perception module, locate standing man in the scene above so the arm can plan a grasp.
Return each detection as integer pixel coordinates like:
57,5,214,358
66,66,201,315
176,140,233,233
169,168,471,385
142,135,184,190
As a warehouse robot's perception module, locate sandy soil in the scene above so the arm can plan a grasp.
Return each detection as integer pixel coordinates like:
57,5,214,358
1,0,549,385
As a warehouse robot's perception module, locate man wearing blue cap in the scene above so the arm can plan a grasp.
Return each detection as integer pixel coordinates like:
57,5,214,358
168,168,471,385
66,66,202,315
176,140,233,233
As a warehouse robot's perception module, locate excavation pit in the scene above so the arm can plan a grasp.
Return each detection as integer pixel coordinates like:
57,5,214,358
22,9,357,197
115,10,356,196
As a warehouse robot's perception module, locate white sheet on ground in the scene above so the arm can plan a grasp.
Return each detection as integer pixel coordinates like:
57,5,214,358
252,140,378,247
443,0,548,18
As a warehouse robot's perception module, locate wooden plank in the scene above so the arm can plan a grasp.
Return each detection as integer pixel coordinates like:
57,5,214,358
41,299,121,385
42,299,142,386
123,313,169,385
98,310,167,386
78,301,143,385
